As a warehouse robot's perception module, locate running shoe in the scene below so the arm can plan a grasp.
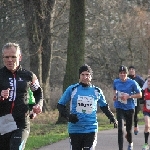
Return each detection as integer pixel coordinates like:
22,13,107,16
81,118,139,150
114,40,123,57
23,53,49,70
134,126,139,135
142,143,149,150
127,142,133,150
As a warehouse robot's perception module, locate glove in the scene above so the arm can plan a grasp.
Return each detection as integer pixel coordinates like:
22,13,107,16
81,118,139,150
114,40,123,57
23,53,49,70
110,118,118,128
69,114,79,123
57,104,69,119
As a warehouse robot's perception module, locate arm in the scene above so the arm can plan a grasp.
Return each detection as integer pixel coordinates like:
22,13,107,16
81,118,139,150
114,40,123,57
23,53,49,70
30,74,43,114
113,90,117,101
57,103,69,119
100,104,115,120
128,92,142,99
98,88,117,127
139,89,145,104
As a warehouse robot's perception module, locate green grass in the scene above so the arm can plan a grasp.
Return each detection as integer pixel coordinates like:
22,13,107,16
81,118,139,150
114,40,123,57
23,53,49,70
25,111,145,150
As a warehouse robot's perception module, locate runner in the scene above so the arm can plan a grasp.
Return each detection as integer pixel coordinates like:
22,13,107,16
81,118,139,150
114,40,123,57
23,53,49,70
128,66,145,135
57,64,117,150
113,65,142,150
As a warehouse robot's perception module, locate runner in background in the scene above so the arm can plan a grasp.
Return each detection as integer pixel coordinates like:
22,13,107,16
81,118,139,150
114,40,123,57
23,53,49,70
113,65,142,150
128,66,145,135
141,75,150,150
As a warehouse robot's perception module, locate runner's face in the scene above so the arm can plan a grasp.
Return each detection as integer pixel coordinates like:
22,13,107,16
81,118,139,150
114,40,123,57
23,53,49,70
119,71,128,81
2,46,22,73
129,68,135,75
79,71,92,84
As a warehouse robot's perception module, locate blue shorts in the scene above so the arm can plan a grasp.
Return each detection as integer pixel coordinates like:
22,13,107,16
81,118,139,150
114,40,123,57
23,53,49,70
143,111,150,117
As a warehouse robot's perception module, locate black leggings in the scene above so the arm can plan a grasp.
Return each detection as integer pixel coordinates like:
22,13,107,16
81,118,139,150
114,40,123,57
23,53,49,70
134,99,140,127
116,108,134,150
69,132,97,150
134,106,138,127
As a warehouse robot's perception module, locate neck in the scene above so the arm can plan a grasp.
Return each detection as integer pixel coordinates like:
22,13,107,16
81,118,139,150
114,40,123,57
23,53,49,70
121,78,127,82
79,82,91,87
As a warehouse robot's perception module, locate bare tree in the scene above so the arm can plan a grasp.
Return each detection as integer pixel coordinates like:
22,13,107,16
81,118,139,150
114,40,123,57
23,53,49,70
23,0,56,111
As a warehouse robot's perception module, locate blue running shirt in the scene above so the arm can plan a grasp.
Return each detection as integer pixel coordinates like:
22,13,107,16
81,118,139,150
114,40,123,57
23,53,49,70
58,83,108,133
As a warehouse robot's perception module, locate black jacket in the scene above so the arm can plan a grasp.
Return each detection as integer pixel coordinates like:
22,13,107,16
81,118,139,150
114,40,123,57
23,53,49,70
0,65,43,127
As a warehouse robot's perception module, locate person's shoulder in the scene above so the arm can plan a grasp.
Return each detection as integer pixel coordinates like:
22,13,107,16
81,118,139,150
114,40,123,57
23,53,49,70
0,66,7,74
136,75,144,80
0,67,5,72
127,78,136,84
91,85,102,93
127,78,135,83
68,83,80,91
18,66,33,75
114,78,120,82
17,66,35,80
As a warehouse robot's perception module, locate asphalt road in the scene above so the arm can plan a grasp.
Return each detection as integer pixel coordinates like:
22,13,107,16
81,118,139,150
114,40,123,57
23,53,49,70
38,125,145,150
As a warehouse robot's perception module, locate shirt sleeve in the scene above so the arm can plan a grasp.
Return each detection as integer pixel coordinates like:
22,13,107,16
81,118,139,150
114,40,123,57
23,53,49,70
142,80,147,90
97,88,107,107
58,85,73,105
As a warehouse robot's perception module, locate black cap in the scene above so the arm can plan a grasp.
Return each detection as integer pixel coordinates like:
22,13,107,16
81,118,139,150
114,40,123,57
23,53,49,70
128,66,135,70
119,65,128,74
79,64,93,77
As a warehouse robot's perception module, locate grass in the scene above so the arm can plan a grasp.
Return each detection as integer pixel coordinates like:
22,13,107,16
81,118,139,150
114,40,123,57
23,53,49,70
25,110,145,150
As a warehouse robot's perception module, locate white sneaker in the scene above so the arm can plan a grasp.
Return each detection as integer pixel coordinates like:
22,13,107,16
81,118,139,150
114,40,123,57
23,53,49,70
127,142,133,150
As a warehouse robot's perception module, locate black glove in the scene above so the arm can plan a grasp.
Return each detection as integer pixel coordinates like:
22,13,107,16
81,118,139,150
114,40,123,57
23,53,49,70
110,118,118,128
69,114,79,123
57,103,69,119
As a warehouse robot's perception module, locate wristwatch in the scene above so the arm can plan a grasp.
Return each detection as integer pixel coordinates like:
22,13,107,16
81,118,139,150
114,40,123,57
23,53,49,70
129,95,132,98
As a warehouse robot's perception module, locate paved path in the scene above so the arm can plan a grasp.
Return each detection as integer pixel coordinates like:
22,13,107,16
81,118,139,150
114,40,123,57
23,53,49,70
38,125,145,150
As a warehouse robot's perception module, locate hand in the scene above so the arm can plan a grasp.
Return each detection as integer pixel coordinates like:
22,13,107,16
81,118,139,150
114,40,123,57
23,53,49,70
120,93,129,101
69,114,79,123
33,104,42,114
1,88,10,99
110,118,118,128
29,111,37,119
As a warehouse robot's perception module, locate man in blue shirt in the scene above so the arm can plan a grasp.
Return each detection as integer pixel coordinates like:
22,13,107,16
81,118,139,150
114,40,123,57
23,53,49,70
57,64,117,150
113,65,142,150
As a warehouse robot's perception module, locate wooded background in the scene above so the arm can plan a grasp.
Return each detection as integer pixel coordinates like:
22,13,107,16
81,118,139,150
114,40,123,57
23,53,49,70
0,0,150,111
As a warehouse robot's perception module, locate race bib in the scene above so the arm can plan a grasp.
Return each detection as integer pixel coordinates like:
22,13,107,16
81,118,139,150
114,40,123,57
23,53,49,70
76,95,94,114
0,114,17,135
117,91,127,104
134,98,137,106
146,100,150,110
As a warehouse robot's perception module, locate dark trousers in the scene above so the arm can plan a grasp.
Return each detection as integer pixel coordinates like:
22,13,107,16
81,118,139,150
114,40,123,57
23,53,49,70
134,106,138,127
69,132,97,150
134,99,140,127
116,108,134,150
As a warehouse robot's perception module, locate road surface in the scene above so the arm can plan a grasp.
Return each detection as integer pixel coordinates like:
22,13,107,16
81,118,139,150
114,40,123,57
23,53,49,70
38,125,145,150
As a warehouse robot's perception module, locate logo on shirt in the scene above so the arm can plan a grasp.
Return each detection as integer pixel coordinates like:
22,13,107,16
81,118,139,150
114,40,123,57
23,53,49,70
18,77,23,81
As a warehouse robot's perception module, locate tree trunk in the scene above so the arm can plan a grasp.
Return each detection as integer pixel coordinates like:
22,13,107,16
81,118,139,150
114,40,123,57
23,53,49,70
23,0,56,111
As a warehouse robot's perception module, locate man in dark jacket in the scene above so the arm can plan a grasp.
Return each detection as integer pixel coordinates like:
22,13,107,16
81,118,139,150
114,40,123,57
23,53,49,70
128,66,144,135
0,42,43,150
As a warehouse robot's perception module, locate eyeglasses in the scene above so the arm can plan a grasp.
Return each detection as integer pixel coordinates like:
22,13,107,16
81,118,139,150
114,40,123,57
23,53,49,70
3,56,17,59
